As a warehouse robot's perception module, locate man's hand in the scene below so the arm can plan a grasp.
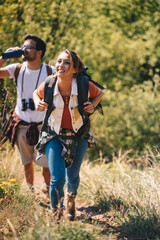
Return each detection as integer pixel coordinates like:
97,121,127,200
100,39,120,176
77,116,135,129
3,46,23,60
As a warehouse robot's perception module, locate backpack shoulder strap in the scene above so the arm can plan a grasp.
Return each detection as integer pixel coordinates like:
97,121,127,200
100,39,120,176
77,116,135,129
86,74,105,115
41,75,57,131
46,64,52,76
77,71,105,116
43,74,57,107
77,75,89,103
14,63,23,86
77,74,89,117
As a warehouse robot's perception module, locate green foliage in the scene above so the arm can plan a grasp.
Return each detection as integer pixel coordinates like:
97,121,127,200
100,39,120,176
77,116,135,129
91,81,160,159
0,178,19,199
1,0,159,89
0,0,160,156
23,225,97,240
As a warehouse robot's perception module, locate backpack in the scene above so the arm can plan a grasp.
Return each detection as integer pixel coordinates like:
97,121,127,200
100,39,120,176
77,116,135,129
77,67,105,115
43,69,105,138
14,63,52,86
44,68,105,114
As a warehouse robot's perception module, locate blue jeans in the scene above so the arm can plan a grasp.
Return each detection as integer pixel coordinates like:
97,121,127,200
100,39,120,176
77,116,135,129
45,137,88,209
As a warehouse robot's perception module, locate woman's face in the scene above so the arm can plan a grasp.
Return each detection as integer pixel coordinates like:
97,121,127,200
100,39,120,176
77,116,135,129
55,52,77,79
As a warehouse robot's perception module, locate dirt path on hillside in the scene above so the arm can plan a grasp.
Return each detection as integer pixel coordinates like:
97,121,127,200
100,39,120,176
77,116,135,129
21,170,50,208
22,169,106,218
22,170,85,213
21,170,118,239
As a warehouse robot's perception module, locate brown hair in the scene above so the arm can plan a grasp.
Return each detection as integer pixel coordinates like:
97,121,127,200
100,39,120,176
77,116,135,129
59,49,84,75
24,34,46,59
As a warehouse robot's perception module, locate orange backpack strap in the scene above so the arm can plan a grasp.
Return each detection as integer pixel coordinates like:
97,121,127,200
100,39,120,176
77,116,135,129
14,63,23,86
46,64,52,76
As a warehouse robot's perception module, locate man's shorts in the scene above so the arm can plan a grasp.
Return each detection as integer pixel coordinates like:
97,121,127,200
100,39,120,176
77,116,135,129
16,125,48,168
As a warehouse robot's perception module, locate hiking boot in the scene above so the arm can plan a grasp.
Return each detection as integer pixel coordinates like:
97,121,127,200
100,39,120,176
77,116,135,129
28,185,35,192
66,194,76,221
41,185,49,198
52,207,64,222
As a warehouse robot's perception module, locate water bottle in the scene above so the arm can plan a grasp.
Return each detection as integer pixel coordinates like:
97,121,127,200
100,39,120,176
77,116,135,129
2,49,25,59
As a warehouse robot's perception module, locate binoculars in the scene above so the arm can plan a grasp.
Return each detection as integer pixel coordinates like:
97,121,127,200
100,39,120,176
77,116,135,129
21,98,35,111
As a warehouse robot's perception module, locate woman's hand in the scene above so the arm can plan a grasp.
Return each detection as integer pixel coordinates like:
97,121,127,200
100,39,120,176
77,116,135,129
84,91,103,114
36,100,48,112
83,101,95,114
33,91,48,112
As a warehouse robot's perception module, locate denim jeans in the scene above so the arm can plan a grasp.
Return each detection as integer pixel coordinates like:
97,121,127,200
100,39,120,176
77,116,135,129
45,137,88,209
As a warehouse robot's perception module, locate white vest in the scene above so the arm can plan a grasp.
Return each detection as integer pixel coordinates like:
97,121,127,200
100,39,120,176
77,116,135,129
48,78,84,134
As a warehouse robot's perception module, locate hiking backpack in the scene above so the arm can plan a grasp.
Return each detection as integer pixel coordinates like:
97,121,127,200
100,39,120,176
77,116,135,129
43,68,105,138
43,68,105,114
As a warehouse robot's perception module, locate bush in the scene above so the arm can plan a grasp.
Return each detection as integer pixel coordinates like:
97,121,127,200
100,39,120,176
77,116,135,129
90,81,160,160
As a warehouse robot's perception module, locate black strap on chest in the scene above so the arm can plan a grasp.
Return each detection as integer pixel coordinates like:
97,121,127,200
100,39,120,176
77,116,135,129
43,72,104,115
43,74,57,107
77,70,105,115
41,75,57,132
43,74,90,116
77,74,89,117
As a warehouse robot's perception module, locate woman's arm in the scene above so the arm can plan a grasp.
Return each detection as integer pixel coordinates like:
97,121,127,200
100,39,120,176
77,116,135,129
83,89,103,114
33,82,48,112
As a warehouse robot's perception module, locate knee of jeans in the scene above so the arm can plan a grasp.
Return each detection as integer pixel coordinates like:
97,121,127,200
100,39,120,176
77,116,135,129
67,175,80,185
50,177,65,188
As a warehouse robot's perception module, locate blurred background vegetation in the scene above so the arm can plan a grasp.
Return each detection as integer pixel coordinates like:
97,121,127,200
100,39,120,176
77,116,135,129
0,0,160,161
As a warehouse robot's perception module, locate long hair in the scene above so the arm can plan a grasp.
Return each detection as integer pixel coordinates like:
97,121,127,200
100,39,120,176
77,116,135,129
60,49,84,75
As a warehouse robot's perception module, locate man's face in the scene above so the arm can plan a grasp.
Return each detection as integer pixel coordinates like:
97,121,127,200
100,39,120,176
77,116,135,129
21,39,38,61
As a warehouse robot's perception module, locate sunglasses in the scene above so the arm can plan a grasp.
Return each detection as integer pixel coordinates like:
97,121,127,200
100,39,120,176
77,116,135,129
21,45,37,50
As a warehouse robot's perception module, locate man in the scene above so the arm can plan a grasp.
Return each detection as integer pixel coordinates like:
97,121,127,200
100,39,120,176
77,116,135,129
0,35,55,193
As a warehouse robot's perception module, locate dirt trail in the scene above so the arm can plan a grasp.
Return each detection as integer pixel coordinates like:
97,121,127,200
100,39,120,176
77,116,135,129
21,169,94,212
21,169,50,206
21,169,46,190
20,169,115,238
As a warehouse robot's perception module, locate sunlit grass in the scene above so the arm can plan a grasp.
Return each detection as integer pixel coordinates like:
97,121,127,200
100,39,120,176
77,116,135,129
78,156,160,239
1,147,160,239
0,147,22,179
0,148,36,239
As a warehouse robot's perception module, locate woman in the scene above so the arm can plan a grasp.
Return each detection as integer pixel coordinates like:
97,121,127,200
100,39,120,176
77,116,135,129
33,49,103,220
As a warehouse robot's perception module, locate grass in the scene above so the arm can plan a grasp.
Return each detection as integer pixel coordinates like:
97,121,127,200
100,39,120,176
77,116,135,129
78,157,160,239
1,147,160,239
